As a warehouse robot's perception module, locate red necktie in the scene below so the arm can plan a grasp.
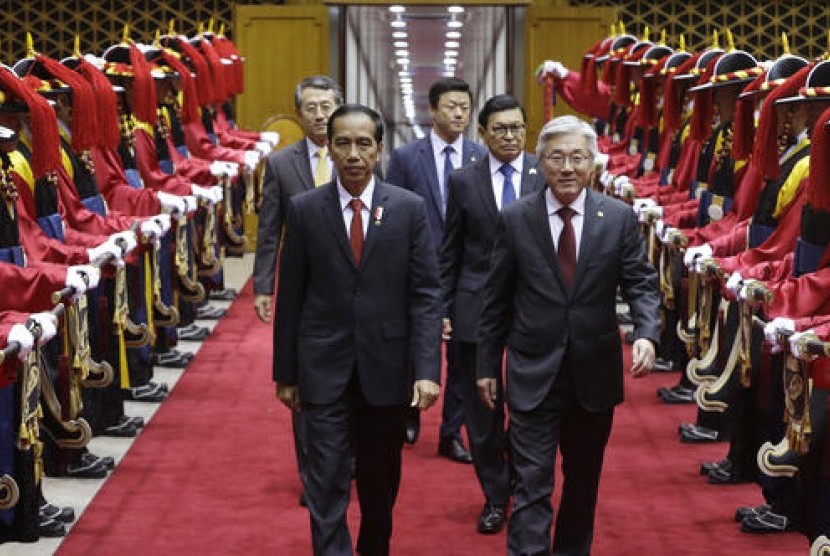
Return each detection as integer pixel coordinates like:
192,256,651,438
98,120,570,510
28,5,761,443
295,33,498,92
349,198,364,264
557,206,576,288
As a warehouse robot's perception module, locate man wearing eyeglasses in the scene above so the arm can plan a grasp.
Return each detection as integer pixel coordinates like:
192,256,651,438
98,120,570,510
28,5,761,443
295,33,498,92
476,115,660,555
440,94,545,534
386,77,486,462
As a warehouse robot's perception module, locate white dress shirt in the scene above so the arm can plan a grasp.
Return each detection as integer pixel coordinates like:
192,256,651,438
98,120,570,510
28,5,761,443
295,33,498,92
338,178,375,240
545,187,587,260
489,153,524,211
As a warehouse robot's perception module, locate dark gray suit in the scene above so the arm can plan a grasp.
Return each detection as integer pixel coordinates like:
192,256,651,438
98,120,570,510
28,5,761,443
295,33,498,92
273,179,441,556
253,139,314,296
440,153,545,509
477,188,660,555
386,135,487,441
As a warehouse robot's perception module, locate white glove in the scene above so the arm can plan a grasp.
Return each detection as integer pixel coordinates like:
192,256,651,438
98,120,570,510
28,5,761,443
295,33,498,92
659,226,678,245
654,219,666,240
7,323,34,361
789,330,815,359
152,213,172,235
633,198,656,213
738,279,761,301
28,312,58,346
109,231,138,256
182,195,199,214
243,150,261,172
613,175,630,196
260,131,279,146
541,60,569,80
87,239,123,265
157,191,187,216
599,170,614,188
208,185,224,204
254,141,272,156
726,271,744,296
191,184,218,205
209,160,239,178
140,219,163,241
66,265,93,300
684,244,713,269
594,152,609,173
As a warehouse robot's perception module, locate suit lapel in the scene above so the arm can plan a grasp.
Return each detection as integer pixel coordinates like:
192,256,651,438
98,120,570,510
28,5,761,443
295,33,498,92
528,189,562,285
291,140,315,191
416,138,444,221
321,182,358,269
471,158,499,223
520,155,542,197
360,183,390,267
573,190,604,296
461,139,481,165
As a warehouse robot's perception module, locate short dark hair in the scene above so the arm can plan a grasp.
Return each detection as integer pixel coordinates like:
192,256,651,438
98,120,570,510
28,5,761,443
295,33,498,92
294,75,344,110
478,94,526,128
428,77,472,109
327,104,384,143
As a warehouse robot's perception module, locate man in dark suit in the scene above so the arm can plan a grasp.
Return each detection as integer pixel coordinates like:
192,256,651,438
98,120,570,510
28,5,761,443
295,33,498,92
477,115,660,556
253,76,342,505
440,94,545,534
386,77,486,461
253,75,343,322
273,104,442,556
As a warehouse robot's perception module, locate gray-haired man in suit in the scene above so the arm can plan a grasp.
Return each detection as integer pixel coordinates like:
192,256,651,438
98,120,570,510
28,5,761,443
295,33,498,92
477,115,660,555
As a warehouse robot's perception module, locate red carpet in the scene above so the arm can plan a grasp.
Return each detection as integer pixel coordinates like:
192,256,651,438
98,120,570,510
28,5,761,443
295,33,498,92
57,281,809,555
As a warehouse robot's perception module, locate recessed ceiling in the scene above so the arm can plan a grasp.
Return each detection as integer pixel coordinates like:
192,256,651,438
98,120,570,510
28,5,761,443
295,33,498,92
346,4,505,144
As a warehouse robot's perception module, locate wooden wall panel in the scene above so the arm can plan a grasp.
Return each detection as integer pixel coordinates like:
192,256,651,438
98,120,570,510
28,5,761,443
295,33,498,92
234,5,329,132
523,6,616,141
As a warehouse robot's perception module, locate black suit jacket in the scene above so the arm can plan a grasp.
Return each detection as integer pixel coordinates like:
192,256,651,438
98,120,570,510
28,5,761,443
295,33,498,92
440,154,546,343
477,188,661,412
386,136,487,250
253,139,315,295
273,180,442,407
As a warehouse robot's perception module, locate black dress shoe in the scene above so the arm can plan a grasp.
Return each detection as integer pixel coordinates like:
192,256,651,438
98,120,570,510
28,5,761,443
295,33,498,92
700,457,730,476
740,509,791,533
66,459,108,479
178,324,210,341
39,502,75,523
708,464,750,485
209,287,237,301
103,418,139,437
196,304,227,320
477,502,506,534
735,503,771,523
153,351,191,368
680,425,721,443
659,386,695,404
404,412,420,445
82,452,115,471
438,437,473,464
37,517,66,537
126,383,168,402
652,357,676,372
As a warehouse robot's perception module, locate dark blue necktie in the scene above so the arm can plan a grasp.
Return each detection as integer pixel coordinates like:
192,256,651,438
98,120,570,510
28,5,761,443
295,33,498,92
442,145,455,214
500,164,516,208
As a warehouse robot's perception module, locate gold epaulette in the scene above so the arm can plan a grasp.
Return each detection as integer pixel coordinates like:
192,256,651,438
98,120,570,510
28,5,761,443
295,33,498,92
8,151,35,193
130,116,155,138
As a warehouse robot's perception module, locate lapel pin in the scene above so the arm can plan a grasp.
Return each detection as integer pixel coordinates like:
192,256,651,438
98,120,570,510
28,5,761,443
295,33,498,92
470,156,477,162
529,168,537,175
597,210,604,219
374,206,384,225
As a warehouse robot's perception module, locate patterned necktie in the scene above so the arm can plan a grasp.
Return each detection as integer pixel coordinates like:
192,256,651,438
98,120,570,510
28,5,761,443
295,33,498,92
557,206,576,289
349,198,364,264
441,145,455,214
499,164,516,208
314,146,330,187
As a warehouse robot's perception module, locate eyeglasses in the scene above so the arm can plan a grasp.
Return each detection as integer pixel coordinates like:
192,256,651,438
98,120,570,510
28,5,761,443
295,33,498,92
489,123,526,137
543,151,592,168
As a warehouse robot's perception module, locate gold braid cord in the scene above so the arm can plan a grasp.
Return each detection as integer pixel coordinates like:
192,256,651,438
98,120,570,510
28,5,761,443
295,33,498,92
152,239,180,327
0,474,19,510
176,220,206,302
223,173,248,254
198,203,221,276
783,356,812,455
